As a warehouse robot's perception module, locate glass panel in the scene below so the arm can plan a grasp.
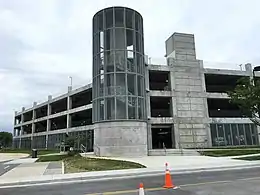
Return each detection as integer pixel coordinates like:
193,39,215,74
116,96,126,119
115,50,125,71
115,73,126,95
210,124,217,146
126,29,134,51
127,74,136,95
135,12,141,32
238,124,246,145
93,12,98,33
217,124,225,146
125,9,134,29
98,99,104,120
137,75,143,96
105,73,114,95
135,32,141,53
115,28,125,50
114,8,124,27
93,34,98,55
105,29,113,51
231,124,239,146
105,8,113,29
245,124,253,145
128,96,136,119
224,124,232,146
105,50,114,72
99,31,104,53
136,52,141,73
140,34,144,54
106,97,115,120
138,98,144,119
127,51,135,72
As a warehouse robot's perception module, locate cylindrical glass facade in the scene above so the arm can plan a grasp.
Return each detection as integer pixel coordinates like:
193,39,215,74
92,7,146,122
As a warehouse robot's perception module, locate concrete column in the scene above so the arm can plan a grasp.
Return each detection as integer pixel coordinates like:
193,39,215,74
245,63,253,76
200,60,212,147
169,70,180,148
67,93,72,129
46,96,52,149
19,128,23,149
257,126,260,145
147,123,152,151
19,111,24,149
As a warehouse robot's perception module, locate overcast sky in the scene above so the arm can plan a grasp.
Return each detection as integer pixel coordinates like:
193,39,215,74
0,0,260,132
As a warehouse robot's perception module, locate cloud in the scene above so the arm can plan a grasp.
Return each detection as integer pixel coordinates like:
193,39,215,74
0,0,260,132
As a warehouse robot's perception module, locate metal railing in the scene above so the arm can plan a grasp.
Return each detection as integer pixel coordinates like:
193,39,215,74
80,144,86,153
162,142,166,156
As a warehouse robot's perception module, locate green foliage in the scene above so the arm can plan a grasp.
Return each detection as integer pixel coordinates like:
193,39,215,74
235,155,260,161
0,131,13,147
227,77,260,125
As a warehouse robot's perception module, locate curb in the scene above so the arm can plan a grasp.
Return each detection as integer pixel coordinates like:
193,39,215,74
1,164,260,188
62,161,65,174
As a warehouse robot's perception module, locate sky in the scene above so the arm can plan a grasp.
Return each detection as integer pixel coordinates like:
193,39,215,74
0,0,260,132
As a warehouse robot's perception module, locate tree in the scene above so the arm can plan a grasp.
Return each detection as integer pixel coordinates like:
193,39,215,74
0,131,13,147
227,77,260,126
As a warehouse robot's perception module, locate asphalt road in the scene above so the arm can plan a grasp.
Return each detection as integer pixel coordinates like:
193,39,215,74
2,167,260,195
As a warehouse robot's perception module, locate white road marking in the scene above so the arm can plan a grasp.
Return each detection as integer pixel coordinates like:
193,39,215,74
4,166,10,170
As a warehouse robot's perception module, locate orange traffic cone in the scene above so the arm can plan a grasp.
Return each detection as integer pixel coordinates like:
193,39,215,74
139,183,145,195
163,169,175,188
163,163,178,189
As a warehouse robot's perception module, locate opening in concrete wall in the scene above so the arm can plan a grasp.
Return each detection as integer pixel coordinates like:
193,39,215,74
35,120,47,133
207,98,245,117
205,74,248,93
51,98,67,114
71,109,92,127
151,125,174,149
35,105,47,119
71,89,92,109
23,124,32,134
23,111,33,122
149,70,170,91
150,97,172,117
50,115,67,130
14,115,22,125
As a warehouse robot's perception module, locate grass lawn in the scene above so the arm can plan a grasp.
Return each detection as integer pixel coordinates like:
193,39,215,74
235,155,260,161
36,153,145,173
0,149,58,156
64,154,145,173
201,149,260,157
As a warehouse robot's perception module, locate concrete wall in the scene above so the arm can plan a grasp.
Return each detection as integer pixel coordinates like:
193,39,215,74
94,121,148,156
166,33,209,148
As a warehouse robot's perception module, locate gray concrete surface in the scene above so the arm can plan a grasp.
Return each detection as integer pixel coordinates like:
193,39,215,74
0,161,18,177
1,167,260,194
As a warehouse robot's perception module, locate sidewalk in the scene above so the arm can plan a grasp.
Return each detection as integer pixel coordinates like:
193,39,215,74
0,153,29,162
1,154,260,187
